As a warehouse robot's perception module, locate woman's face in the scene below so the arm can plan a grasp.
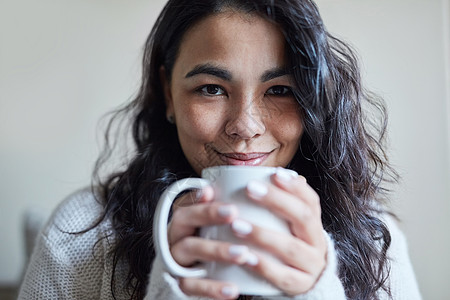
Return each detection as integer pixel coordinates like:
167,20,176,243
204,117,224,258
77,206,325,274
163,12,303,175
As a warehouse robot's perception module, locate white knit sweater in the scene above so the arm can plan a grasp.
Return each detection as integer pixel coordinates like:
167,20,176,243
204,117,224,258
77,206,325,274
18,189,422,299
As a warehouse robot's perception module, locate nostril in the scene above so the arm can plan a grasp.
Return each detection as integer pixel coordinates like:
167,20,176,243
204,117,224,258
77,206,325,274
224,114,265,139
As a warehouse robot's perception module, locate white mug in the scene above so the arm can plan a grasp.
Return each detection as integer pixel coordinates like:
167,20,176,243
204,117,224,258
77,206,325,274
153,165,295,295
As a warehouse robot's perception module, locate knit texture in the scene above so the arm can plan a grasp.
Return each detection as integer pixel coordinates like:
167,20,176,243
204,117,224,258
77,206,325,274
18,189,129,300
19,189,422,299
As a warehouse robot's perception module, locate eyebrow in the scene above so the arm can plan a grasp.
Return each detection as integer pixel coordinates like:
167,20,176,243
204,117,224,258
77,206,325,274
184,63,289,82
185,64,232,81
260,67,289,82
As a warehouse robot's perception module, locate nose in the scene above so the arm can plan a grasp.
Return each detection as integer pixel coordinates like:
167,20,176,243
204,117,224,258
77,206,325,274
224,96,266,139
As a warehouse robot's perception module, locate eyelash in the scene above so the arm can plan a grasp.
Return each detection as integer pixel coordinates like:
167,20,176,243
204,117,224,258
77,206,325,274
195,84,293,97
196,84,227,96
265,86,293,97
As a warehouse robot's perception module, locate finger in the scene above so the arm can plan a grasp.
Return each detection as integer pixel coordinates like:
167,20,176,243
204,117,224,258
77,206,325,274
172,185,214,209
196,185,214,203
169,202,238,245
246,251,317,296
245,180,323,246
272,168,321,212
231,219,326,274
179,277,239,299
171,236,254,267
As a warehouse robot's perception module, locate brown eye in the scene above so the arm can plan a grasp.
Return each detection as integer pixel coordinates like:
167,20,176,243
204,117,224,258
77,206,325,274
199,84,226,96
266,85,292,96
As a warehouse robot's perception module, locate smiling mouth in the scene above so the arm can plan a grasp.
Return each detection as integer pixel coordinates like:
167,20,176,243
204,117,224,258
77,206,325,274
216,151,271,166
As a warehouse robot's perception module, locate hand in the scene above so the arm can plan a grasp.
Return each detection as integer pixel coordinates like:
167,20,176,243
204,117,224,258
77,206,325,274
168,186,251,299
231,168,327,296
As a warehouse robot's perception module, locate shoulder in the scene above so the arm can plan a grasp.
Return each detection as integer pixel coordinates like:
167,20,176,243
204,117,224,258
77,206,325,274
379,212,422,299
380,213,408,253
38,187,114,257
19,188,119,299
46,187,105,233
373,212,411,268
50,188,103,231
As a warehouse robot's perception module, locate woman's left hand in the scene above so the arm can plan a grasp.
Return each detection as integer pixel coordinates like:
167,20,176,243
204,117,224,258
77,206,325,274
232,168,327,296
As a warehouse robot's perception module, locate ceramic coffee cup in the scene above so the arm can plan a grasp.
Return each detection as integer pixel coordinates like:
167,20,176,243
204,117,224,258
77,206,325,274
153,165,296,295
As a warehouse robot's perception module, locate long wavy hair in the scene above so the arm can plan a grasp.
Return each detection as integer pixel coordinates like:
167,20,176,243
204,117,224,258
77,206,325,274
93,0,397,299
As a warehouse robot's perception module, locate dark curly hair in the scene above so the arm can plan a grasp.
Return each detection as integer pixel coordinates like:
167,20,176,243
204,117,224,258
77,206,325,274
92,0,397,299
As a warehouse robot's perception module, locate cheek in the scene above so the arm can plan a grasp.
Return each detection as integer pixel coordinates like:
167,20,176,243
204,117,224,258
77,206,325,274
281,122,303,145
176,103,224,145
271,110,304,147
175,104,226,174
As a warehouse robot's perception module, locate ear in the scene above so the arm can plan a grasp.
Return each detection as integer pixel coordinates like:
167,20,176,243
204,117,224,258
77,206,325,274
159,66,174,119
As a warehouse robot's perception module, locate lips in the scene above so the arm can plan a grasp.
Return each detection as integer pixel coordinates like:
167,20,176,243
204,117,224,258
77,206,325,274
217,151,271,166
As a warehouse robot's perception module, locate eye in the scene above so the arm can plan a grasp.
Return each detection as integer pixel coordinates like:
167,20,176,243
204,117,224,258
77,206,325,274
266,85,292,96
197,84,226,96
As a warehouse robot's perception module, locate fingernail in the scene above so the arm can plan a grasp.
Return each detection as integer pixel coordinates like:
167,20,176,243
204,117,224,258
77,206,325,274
276,167,296,182
228,245,249,257
221,285,239,297
197,186,214,201
196,188,203,199
232,219,252,235
218,205,236,217
247,180,268,199
245,252,259,266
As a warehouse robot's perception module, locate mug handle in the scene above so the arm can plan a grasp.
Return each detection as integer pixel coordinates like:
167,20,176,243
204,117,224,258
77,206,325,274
153,177,211,277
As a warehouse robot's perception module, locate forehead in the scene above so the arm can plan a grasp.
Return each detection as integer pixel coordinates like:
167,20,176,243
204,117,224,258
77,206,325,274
184,11,283,42
173,12,287,74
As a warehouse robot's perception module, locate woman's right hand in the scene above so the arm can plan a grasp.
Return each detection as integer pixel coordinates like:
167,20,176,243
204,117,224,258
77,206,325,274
167,186,252,299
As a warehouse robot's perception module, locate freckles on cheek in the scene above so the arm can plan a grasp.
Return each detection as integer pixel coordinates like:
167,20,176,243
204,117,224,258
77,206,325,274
178,107,220,142
275,116,304,146
176,107,223,173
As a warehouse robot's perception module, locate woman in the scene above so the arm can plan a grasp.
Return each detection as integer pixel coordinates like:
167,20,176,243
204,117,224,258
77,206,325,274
19,0,421,299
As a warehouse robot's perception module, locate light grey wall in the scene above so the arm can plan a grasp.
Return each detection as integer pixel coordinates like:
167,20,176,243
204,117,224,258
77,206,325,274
1,0,449,299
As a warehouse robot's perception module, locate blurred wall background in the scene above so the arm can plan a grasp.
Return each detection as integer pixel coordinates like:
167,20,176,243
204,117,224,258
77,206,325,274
0,0,448,299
